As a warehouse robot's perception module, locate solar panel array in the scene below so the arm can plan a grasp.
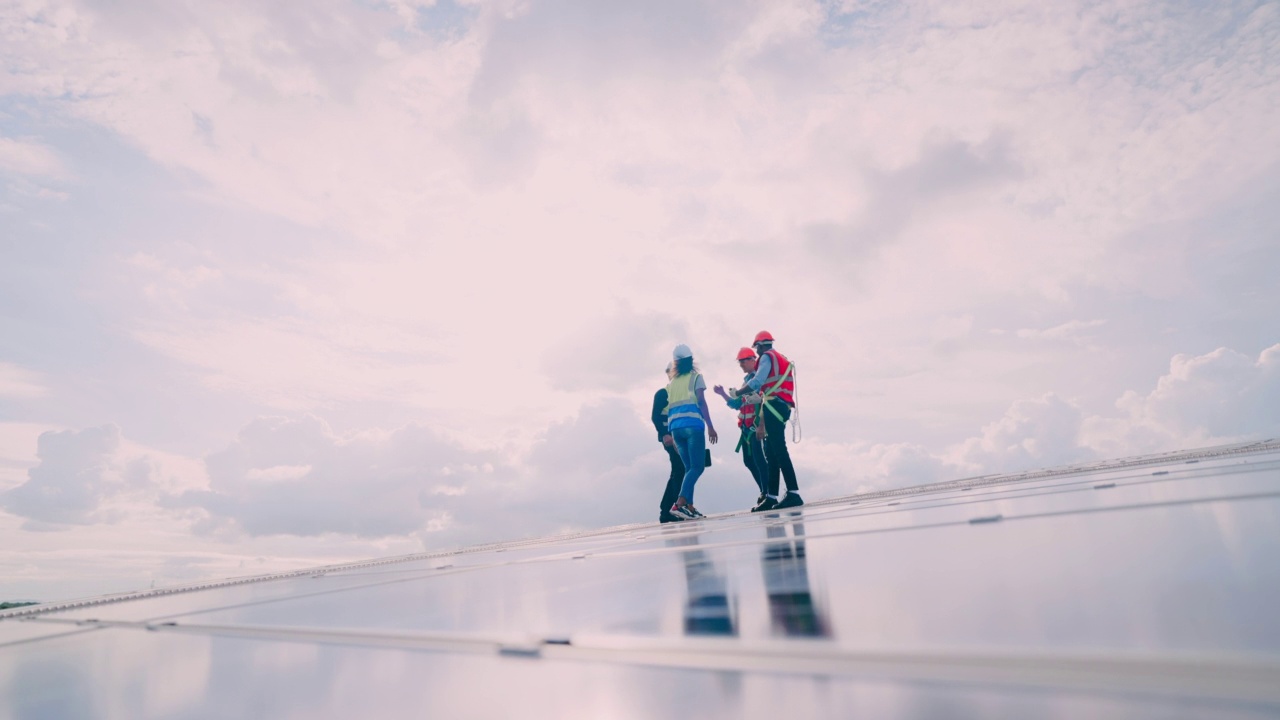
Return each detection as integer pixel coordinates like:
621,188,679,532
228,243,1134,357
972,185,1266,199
3,440,1279,719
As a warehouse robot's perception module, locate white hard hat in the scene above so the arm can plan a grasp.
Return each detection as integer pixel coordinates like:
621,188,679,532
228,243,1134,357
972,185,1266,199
672,344,693,360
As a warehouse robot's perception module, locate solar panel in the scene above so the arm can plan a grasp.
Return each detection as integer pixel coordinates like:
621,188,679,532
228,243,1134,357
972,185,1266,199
3,440,1279,718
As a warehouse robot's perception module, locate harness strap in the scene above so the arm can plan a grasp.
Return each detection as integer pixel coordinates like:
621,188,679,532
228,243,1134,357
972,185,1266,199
759,362,797,431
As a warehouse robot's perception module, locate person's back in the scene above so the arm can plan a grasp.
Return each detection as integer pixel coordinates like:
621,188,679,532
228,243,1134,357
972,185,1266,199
664,345,718,520
652,380,685,524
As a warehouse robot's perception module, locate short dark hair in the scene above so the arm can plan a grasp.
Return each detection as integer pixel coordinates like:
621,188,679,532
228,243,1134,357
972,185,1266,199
675,356,695,375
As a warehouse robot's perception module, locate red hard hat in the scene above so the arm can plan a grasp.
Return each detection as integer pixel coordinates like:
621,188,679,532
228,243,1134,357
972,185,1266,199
735,347,756,361
753,330,774,345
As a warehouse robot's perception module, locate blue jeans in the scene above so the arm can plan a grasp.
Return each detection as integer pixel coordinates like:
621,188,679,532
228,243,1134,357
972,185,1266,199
671,426,706,504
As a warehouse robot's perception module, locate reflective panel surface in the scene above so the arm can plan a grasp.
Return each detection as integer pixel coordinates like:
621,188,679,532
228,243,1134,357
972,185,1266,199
3,441,1279,719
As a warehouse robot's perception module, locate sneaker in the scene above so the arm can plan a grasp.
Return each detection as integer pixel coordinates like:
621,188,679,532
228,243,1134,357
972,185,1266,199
751,496,778,513
685,505,705,518
659,510,685,523
671,504,701,521
775,493,804,509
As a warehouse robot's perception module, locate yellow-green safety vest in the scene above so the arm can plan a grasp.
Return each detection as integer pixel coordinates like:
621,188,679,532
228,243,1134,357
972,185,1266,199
665,372,703,425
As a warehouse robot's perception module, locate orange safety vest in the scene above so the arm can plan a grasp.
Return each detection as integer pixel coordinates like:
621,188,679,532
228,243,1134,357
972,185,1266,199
737,391,758,429
760,349,795,406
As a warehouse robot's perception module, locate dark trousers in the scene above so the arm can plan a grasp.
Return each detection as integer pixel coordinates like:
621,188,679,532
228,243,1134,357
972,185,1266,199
660,443,685,513
740,430,768,494
763,399,799,496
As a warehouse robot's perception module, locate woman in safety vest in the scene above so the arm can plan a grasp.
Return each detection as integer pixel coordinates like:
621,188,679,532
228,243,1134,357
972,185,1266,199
663,344,719,520
713,347,769,506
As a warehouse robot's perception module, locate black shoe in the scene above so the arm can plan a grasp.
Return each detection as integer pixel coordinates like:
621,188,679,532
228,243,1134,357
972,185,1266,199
751,496,778,513
671,504,702,521
660,510,685,523
775,493,804,509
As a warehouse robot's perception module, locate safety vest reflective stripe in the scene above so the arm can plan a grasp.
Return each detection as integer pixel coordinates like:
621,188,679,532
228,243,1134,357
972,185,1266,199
737,403,756,428
760,349,795,406
665,373,703,423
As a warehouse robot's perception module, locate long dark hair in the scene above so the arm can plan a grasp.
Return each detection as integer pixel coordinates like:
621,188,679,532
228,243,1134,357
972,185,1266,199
675,356,696,376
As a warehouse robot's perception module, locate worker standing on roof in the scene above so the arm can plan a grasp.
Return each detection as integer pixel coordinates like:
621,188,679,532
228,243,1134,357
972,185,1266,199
652,362,686,524
736,331,802,512
714,347,768,508
664,344,718,520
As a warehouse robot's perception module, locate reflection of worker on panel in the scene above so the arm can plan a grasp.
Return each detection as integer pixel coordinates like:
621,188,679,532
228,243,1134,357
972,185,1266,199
670,535,737,636
762,516,830,638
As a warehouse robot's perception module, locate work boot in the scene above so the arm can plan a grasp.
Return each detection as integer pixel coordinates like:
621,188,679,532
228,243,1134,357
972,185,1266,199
775,493,804,509
751,496,778,513
659,510,684,523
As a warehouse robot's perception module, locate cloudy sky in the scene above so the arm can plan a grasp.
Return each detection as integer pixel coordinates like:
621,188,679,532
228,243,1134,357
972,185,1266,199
2,0,1278,601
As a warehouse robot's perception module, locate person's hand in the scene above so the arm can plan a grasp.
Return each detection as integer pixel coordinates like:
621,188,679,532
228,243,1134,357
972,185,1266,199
708,428,718,445
713,384,726,397
662,434,674,447
755,424,766,440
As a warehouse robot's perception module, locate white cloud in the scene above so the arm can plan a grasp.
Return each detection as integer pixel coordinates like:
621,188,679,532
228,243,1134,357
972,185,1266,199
1016,319,1107,341
951,393,1096,473
1,342,1277,601
799,344,1280,495
2,0,1279,598
0,362,47,398
1083,344,1280,455
245,464,313,481
0,137,65,178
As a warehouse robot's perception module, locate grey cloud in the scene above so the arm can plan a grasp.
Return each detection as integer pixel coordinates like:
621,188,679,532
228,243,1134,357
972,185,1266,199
521,397,756,525
174,415,507,538
457,0,743,187
541,305,689,392
192,112,215,148
528,398,653,478
0,424,128,525
805,134,1023,263
468,0,736,107
455,106,543,187
72,0,400,103
174,401,677,545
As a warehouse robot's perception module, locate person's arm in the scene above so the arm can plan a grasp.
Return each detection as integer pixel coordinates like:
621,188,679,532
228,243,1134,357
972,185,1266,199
696,387,718,444
738,354,772,395
651,389,671,443
713,384,742,409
